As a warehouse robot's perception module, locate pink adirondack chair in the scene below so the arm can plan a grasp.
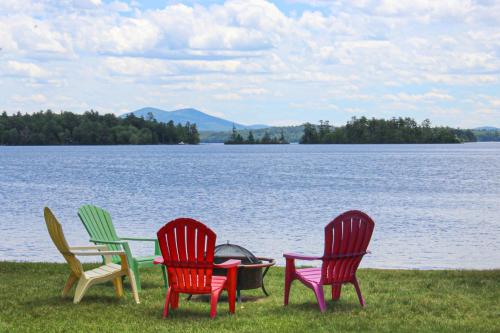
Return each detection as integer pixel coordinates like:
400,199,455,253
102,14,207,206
154,218,241,319
284,210,375,312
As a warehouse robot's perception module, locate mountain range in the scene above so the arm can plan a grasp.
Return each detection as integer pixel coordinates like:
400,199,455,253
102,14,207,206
123,107,268,132
123,107,499,134
473,126,499,131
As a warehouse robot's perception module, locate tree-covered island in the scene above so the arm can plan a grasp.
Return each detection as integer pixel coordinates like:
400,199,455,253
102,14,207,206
0,110,199,145
225,125,289,144
301,117,476,144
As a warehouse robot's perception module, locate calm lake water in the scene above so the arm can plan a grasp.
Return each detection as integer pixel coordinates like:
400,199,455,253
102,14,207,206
1,143,499,269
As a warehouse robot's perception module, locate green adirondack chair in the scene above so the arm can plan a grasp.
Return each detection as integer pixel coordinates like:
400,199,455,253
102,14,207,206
78,205,167,291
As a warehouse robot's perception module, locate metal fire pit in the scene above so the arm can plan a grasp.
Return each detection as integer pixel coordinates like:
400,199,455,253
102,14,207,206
213,242,275,302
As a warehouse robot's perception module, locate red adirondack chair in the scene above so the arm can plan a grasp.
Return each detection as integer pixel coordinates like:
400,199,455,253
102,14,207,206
284,210,375,312
154,218,241,319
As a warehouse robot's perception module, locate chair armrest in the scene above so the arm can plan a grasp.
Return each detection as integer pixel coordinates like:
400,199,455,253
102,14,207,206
73,251,129,268
88,239,133,264
153,257,240,269
72,250,126,256
153,257,164,265
214,259,241,269
283,252,322,260
120,237,157,242
69,245,108,251
120,237,160,255
90,239,127,245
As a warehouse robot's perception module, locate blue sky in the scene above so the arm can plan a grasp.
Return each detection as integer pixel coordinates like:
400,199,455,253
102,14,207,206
1,0,499,128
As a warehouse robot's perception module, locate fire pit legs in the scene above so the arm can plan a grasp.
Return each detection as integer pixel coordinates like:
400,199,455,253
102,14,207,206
261,266,271,296
186,261,273,304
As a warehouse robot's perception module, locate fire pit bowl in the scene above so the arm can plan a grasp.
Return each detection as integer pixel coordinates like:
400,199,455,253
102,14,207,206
213,243,275,301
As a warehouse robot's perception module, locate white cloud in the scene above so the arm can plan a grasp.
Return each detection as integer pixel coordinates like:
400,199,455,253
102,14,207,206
160,81,230,92
11,94,47,103
103,57,172,76
384,90,455,103
189,27,271,50
69,0,102,9
375,0,475,19
0,0,499,127
0,22,18,51
430,107,462,116
146,2,282,52
491,99,500,108
107,1,130,12
75,17,160,54
5,61,49,78
0,0,45,13
1,15,73,56
240,87,268,95
214,93,242,101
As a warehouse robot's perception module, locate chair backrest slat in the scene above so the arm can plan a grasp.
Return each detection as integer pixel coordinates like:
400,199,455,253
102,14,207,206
186,222,197,288
44,207,83,277
157,218,216,293
78,205,121,262
322,210,374,284
196,222,208,288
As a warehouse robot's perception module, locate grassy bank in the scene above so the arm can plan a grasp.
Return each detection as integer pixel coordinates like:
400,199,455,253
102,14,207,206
0,262,498,332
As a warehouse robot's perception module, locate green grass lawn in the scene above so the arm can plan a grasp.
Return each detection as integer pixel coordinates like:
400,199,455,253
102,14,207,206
0,262,498,332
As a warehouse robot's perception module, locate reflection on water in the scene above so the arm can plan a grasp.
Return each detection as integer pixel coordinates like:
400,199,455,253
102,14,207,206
0,143,499,269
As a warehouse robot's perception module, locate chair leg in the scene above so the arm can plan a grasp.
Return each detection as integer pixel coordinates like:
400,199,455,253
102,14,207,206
284,258,295,306
62,273,78,297
113,277,124,298
332,284,342,301
132,262,141,292
127,269,140,304
161,265,168,289
163,287,172,318
170,292,179,309
284,278,292,306
229,288,236,312
313,284,326,313
73,278,91,304
226,267,237,314
210,290,222,319
352,277,365,307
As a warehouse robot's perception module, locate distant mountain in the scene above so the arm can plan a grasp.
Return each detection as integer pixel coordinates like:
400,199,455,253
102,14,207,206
123,107,268,132
472,126,500,142
473,126,499,131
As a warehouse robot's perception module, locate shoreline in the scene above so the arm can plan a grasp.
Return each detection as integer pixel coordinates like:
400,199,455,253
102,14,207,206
2,260,499,271
1,141,500,147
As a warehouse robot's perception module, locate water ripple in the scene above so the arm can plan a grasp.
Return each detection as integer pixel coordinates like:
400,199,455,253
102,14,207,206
0,143,499,269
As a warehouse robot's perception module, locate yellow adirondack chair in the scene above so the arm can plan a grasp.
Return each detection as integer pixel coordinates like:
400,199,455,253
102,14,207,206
43,207,140,304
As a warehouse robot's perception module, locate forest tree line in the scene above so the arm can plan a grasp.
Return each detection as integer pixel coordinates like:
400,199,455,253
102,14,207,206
300,117,476,144
0,110,199,145
201,125,303,143
225,126,289,144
